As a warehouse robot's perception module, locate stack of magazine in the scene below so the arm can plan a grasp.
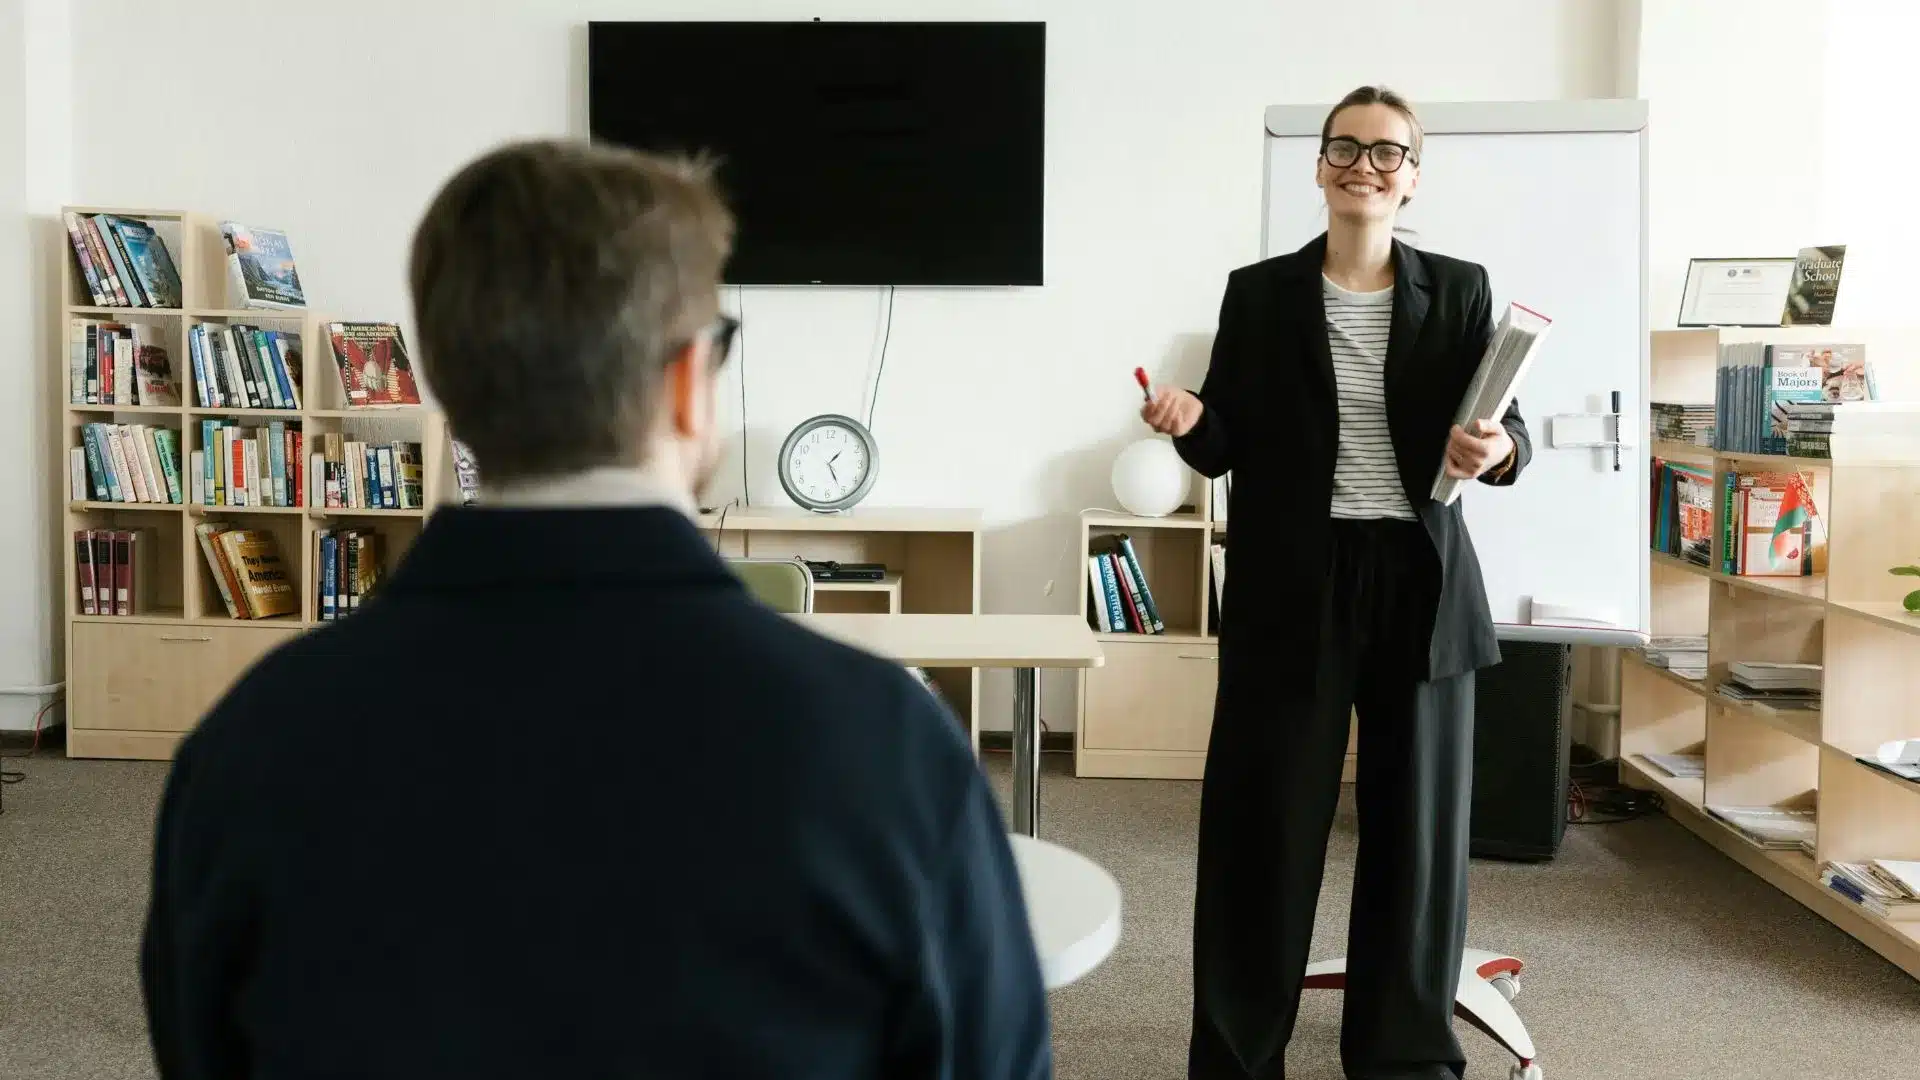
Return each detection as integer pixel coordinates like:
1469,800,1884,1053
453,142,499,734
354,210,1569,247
1638,636,1707,680
1707,804,1817,855
1717,661,1821,710
1431,301,1552,505
1822,860,1920,921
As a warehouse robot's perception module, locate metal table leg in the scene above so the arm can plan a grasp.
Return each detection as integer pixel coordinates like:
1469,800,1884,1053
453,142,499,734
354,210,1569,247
1012,667,1041,836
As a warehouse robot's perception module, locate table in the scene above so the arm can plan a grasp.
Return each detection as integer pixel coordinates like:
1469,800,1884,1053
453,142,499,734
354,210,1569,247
793,613,1105,836
1009,834,1122,989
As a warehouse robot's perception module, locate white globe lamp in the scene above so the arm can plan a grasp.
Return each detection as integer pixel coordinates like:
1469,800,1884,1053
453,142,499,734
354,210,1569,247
1111,437,1187,518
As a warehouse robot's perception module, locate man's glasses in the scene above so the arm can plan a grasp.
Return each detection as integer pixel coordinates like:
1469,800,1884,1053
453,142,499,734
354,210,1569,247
1322,136,1416,174
708,314,740,369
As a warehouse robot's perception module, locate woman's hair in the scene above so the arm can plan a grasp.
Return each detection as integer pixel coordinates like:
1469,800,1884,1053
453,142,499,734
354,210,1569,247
1321,85,1423,209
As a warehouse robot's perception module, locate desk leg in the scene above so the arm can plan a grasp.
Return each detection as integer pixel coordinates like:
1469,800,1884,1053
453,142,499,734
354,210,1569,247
1012,667,1040,837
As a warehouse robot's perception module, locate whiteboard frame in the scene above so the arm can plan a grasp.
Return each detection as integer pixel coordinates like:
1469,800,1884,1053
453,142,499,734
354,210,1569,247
1260,99,1652,648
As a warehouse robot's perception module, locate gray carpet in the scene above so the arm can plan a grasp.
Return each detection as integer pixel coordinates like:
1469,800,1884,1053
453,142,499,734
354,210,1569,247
3,744,1918,1079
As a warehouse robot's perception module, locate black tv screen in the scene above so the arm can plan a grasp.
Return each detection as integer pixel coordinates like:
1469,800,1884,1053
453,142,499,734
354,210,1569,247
587,21,1045,286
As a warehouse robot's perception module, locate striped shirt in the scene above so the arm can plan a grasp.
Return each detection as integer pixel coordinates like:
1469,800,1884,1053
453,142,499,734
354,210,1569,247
1323,275,1415,520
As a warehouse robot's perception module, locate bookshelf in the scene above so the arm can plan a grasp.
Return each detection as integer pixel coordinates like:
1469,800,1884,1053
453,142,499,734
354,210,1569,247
59,208,451,760
1624,325,1920,979
695,505,982,744
1071,474,1363,780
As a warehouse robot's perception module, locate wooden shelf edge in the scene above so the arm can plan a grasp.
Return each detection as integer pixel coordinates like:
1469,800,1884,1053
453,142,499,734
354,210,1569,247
1643,775,1920,980
1710,693,1822,747
1622,652,1709,698
1081,511,1209,530
1828,599,1920,639
1712,571,1827,605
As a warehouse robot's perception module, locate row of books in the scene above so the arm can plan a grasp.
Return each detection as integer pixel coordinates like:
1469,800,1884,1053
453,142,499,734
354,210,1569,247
1650,458,1712,566
1713,340,1874,455
195,420,302,508
316,528,384,621
68,321,178,406
63,212,182,309
65,317,420,411
1651,401,1712,446
1721,470,1819,577
72,423,184,505
314,435,425,511
1823,859,1920,922
189,323,304,410
1716,661,1821,711
1086,534,1164,634
196,522,296,619
73,529,157,616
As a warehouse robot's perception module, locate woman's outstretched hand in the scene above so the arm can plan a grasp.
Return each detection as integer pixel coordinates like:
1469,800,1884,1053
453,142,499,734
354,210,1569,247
1142,388,1204,438
1444,419,1515,479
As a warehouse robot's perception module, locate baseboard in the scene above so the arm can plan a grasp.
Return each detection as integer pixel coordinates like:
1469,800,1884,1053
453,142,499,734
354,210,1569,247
977,730,1076,754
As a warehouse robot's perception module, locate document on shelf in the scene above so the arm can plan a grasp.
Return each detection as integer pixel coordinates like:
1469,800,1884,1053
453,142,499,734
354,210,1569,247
1431,301,1553,506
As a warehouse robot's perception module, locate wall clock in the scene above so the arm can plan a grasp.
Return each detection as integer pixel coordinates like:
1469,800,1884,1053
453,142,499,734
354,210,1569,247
777,413,878,512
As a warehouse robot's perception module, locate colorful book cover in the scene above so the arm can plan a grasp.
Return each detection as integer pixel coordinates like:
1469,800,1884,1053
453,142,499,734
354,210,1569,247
103,215,183,308
1782,245,1845,326
222,222,306,308
326,322,421,407
1763,346,1825,454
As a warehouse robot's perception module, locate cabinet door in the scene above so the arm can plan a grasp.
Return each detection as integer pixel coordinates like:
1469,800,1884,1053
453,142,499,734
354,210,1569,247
1081,638,1218,752
72,622,300,733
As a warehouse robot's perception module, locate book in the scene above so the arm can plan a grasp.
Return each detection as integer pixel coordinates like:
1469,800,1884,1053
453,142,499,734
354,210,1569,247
1706,804,1817,851
1644,752,1704,779
210,528,297,619
221,222,306,309
1782,245,1845,326
450,438,480,504
326,322,421,407
1431,301,1551,505
1650,459,1713,566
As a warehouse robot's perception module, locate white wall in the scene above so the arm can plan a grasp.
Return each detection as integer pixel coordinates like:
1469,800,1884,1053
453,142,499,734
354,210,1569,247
49,0,1618,731
0,0,73,731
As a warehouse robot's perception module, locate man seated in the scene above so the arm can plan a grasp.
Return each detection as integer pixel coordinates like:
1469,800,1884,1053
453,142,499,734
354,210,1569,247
140,139,1052,1079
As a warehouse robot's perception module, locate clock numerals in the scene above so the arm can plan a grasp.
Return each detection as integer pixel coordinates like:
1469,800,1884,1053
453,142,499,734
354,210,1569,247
780,416,876,511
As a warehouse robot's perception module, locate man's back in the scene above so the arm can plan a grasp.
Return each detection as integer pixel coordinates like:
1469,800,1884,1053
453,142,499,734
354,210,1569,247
141,505,1051,1078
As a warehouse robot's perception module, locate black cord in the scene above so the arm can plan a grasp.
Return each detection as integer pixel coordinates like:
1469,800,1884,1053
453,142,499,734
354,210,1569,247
736,286,749,506
865,285,895,433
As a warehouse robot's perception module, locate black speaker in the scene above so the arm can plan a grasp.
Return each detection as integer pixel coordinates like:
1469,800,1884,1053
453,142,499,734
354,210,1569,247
1469,639,1573,861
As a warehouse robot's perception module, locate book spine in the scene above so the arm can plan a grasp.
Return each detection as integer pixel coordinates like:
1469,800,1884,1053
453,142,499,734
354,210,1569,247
1117,535,1165,633
194,525,241,618
80,425,109,501
376,445,396,508
98,218,146,308
91,533,113,613
63,212,106,305
1086,556,1110,632
102,218,153,307
80,216,127,306
189,450,205,505
75,529,95,615
323,533,339,620
1098,553,1128,633
268,421,287,506
155,429,183,504
112,530,131,615
104,425,138,502
69,446,86,502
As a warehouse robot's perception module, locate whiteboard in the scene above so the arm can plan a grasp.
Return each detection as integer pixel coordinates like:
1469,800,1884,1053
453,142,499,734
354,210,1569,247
1262,101,1650,646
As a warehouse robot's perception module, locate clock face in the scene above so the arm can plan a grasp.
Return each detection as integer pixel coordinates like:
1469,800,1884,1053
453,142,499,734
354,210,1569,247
783,421,873,508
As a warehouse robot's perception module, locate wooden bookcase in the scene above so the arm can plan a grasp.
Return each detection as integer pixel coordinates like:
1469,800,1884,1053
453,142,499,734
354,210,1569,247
1071,472,1363,780
59,207,450,759
696,505,982,744
1622,326,1920,979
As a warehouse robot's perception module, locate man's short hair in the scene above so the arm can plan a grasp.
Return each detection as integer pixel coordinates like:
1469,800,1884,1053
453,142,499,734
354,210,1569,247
408,139,734,485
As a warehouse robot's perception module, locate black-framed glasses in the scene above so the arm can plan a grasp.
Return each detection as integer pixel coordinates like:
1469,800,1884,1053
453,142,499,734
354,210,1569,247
1322,136,1416,173
708,314,740,369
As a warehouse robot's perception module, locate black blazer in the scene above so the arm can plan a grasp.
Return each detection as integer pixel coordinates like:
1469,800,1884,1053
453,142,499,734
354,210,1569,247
1174,233,1531,682
140,506,1051,1080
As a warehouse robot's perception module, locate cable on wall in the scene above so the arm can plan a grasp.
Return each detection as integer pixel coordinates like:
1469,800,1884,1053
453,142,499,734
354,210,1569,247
864,285,896,433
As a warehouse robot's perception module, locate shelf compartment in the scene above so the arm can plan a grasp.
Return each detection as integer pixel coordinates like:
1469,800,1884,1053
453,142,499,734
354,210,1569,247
1821,608,1920,763
1816,746,1920,867
1703,705,1820,816
1712,572,1827,604
66,506,187,620
1825,463,1920,607
187,511,307,622
1082,521,1205,638
1620,753,1706,810
1619,653,1707,764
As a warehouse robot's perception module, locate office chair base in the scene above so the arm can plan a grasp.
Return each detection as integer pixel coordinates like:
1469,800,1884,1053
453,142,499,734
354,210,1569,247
1302,948,1540,1078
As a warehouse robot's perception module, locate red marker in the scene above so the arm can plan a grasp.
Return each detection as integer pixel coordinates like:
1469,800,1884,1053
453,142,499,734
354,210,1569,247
1134,366,1152,401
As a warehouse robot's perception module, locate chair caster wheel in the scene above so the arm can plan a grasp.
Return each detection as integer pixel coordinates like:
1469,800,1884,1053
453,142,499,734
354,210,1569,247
1490,973,1520,1002
1510,1062,1543,1080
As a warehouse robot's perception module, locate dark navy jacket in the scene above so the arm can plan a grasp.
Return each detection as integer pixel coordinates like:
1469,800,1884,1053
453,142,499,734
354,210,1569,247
141,504,1050,1079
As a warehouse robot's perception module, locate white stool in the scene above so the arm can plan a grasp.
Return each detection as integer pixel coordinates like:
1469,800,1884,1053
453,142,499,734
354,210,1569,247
1008,834,1122,989
1302,948,1541,1079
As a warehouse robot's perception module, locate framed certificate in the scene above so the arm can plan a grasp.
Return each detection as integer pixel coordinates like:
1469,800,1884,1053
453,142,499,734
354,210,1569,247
1678,257,1796,327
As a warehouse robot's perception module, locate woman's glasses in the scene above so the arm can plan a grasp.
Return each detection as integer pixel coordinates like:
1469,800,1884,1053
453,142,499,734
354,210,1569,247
1322,136,1415,174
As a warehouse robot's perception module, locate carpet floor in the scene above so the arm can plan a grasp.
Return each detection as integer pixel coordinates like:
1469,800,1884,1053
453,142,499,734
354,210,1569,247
3,743,1917,1079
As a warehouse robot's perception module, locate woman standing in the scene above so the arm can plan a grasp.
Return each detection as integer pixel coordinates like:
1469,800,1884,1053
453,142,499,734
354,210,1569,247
1141,85,1531,1080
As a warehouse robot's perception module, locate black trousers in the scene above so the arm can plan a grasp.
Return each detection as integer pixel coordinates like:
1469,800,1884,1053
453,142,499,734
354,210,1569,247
1189,518,1475,1080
